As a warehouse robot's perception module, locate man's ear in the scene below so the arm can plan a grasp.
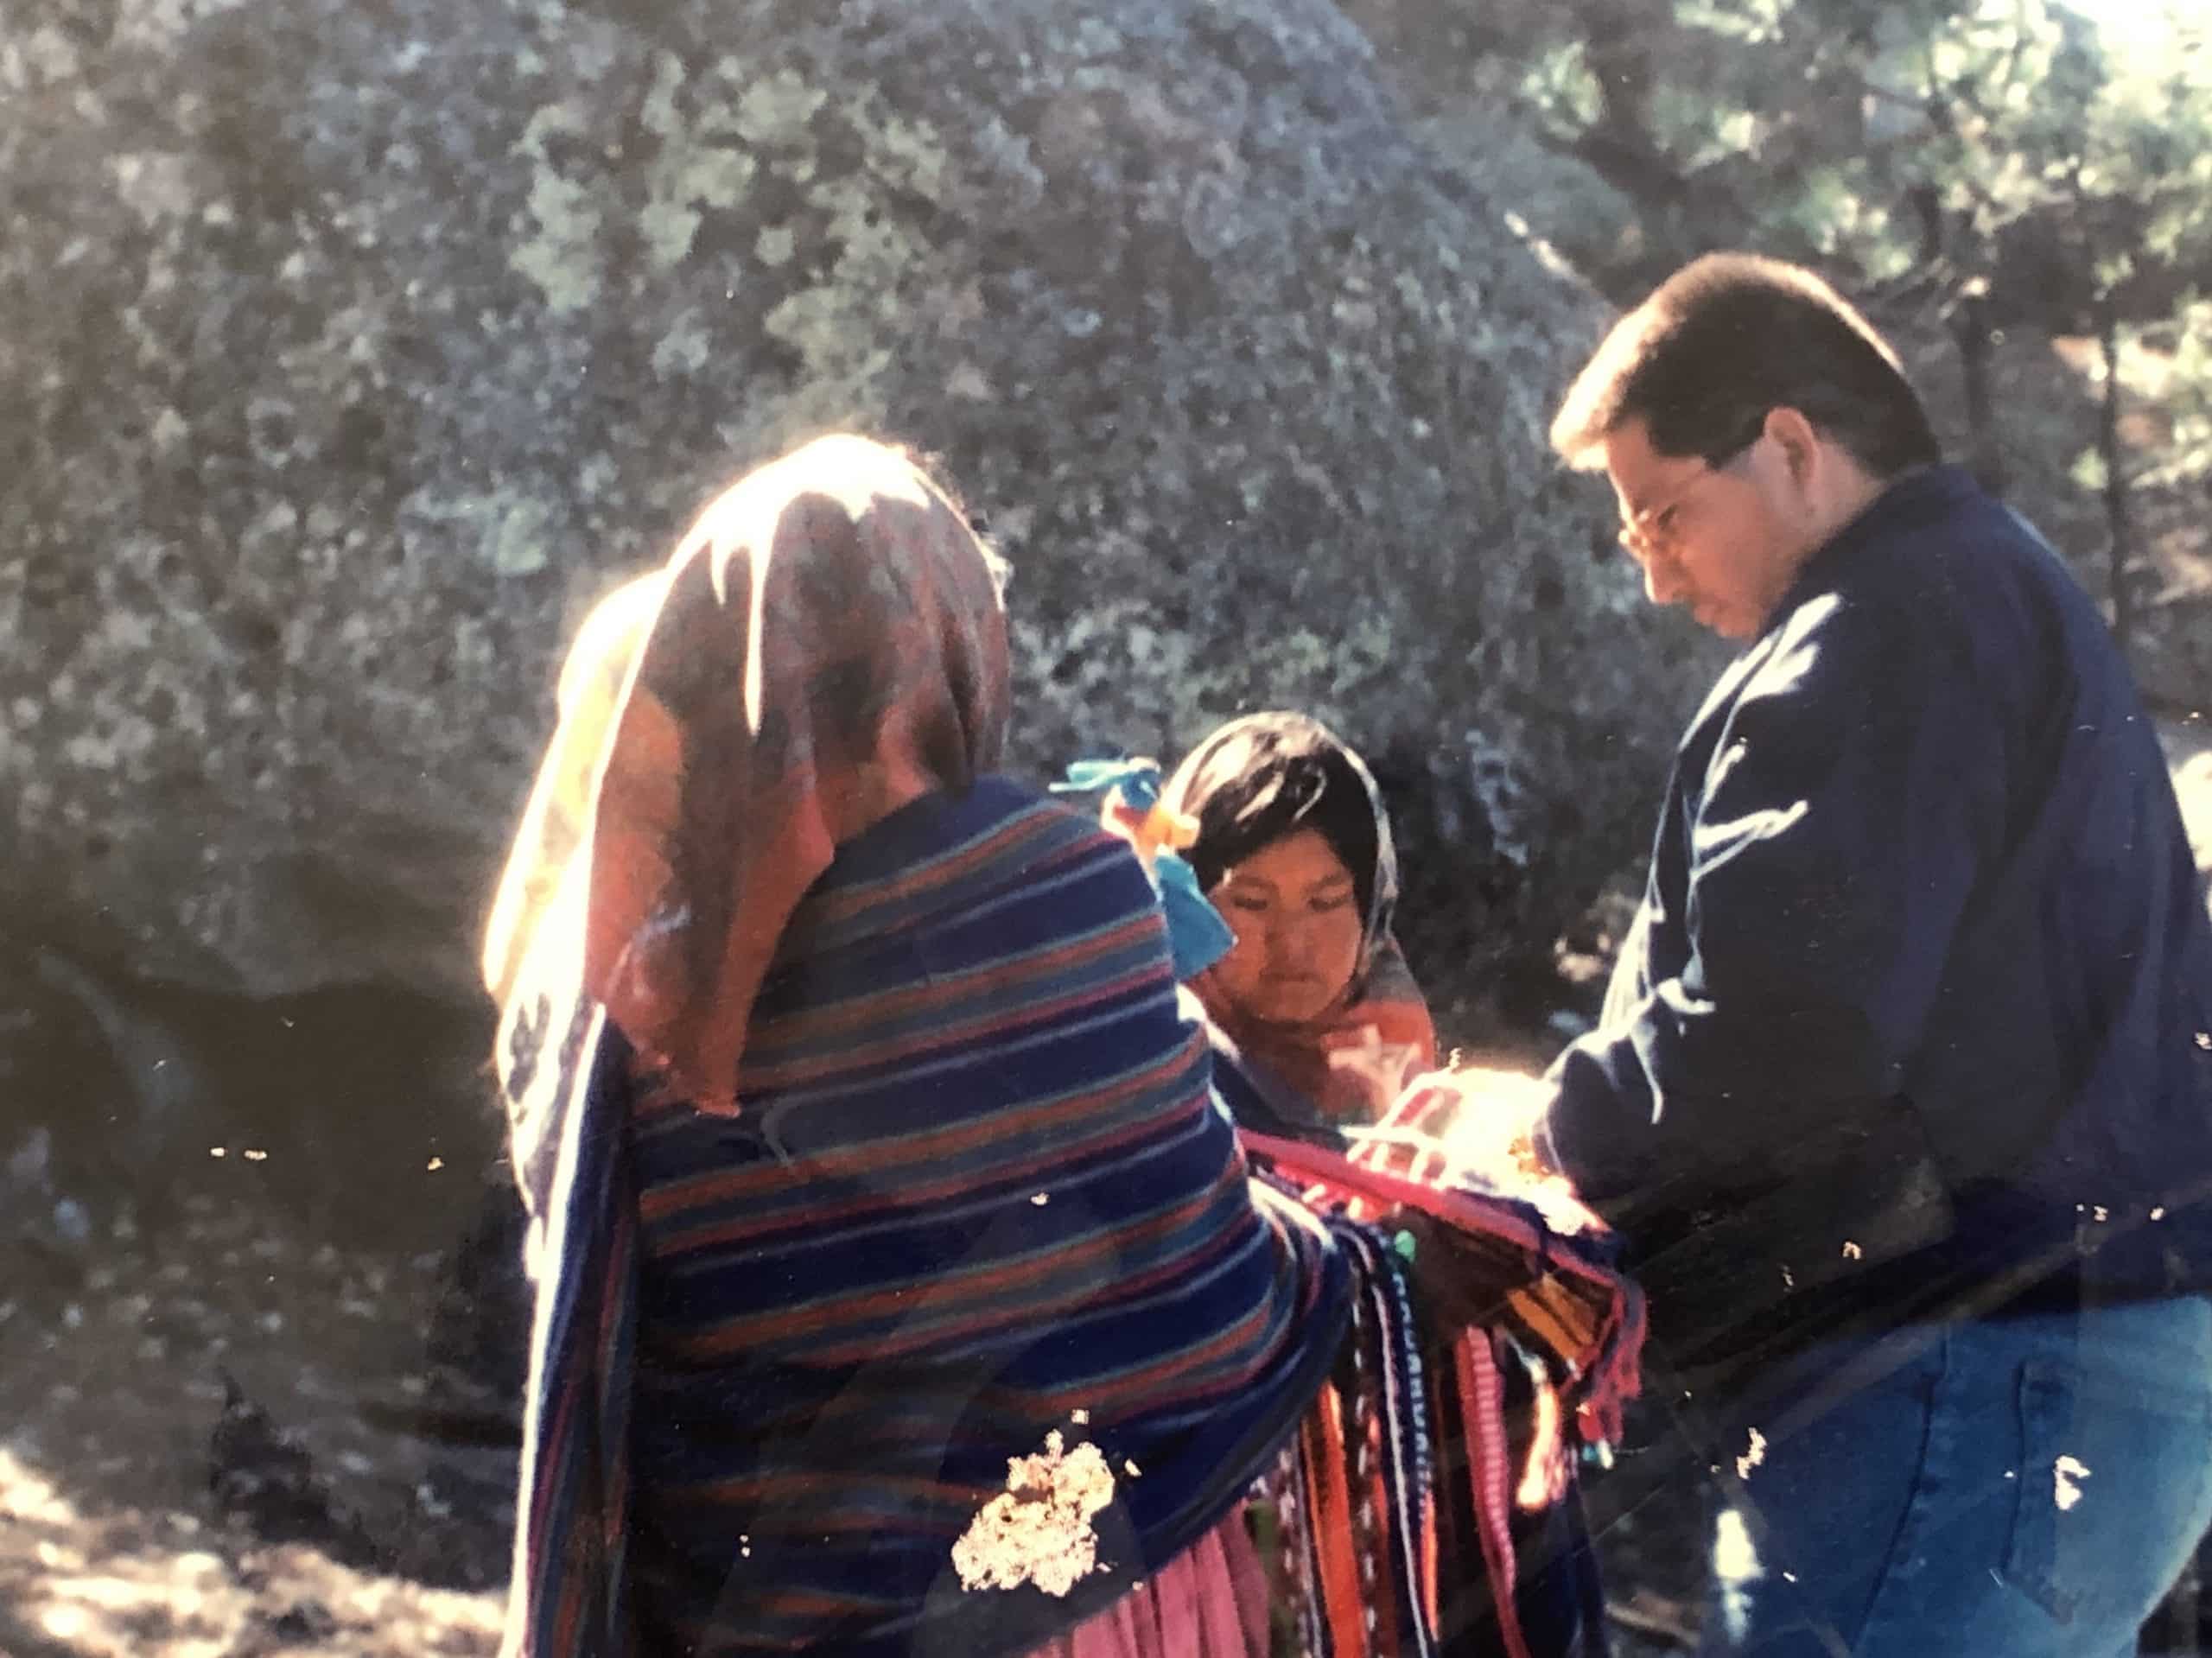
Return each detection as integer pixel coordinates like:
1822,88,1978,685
1762,405,1823,490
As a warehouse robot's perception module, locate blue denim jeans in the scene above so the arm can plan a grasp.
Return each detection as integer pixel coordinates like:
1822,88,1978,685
1694,1298,2212,1656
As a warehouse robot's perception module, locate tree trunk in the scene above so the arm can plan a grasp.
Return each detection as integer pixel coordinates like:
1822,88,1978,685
1953,286,2005,496
2098,296,2134,658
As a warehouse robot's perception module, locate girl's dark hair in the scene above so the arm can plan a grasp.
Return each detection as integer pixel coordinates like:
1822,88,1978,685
1165,713,1387,929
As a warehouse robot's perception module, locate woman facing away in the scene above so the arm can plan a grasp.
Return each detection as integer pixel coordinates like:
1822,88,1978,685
1160,714,1439,1144
482,434,1640,1657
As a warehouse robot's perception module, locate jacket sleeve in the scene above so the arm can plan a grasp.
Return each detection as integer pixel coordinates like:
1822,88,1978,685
1541,593,2007,1217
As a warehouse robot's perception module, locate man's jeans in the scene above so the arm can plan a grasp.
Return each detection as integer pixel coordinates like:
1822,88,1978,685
1694,1298,2212,1656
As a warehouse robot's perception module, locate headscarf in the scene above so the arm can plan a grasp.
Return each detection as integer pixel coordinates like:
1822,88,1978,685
484,432,1012,1115
1161,712,1438,1126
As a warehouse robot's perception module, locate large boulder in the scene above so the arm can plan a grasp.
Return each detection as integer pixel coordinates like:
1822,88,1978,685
0,0,1713,1025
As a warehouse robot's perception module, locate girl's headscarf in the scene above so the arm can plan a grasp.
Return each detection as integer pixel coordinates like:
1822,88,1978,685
484,433,1011,1115
1161,712,1438,1125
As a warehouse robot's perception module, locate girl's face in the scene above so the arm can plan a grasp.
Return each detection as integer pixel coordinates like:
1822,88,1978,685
1209,828,1365,1026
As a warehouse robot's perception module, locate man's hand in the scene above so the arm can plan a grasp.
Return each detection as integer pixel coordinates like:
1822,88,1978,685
1344,1065,1602,1235
1437,1066,1556,1180
1353,1065,1554,1183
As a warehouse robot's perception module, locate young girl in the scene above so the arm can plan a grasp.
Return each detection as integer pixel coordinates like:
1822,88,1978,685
1164,714,1438,1140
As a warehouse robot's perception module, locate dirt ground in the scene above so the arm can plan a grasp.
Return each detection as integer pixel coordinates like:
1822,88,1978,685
0,1185,512,1657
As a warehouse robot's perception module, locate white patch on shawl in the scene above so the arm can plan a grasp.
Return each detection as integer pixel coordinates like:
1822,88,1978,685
2054,1456,2092,1512
952,1430,1116,1598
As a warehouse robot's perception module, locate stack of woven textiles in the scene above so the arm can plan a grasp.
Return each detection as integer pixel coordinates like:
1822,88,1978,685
1238,1102,1645,1658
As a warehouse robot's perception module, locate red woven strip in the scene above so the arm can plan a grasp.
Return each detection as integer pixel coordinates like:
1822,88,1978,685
1306,1385,1370,1658
1243,1128,1644,1448
1240,1134,1547,1258
1453,1331,1532,1658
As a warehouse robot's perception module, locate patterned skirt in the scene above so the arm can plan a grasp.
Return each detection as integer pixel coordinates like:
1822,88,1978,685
1033,1217,1616,1658
1025,1505,1273,1658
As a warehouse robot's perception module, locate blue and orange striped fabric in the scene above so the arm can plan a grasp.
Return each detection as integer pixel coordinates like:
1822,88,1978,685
502,776,1352,1655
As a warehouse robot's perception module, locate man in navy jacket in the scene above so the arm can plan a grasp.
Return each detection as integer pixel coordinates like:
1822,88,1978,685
1541,252,2212,1655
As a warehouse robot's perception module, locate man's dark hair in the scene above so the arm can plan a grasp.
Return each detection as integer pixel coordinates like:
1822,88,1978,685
1549,252,1941,476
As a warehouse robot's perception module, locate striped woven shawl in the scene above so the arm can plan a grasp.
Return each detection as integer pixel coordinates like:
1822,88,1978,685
501,777,1351,1655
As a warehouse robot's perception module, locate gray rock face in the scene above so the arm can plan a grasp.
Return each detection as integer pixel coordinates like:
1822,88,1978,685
3,0,1711,1012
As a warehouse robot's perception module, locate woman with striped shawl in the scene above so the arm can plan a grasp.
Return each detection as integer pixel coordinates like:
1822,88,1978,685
486,434,1641,1657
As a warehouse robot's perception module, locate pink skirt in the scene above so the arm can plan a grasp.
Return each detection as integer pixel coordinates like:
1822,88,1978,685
1022,1505,1272,1658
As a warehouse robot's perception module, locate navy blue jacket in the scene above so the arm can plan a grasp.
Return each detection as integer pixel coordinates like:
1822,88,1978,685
1544,466,2212,1384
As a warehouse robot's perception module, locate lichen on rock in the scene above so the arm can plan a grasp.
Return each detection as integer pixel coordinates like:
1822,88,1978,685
3,0,1707,1018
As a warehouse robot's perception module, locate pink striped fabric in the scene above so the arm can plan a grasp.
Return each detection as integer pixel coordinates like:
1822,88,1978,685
1024,1507,1272,1658
1456,1331,1534,1658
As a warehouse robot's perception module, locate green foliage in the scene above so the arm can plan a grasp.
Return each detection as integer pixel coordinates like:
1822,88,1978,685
1522,39,1605,129
2070,444,2107,496
2145,297,2212,491
1492,0,2212,324
1428,0,2212,579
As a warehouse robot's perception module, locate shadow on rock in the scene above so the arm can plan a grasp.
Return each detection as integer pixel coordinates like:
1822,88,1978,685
0,939,505,1260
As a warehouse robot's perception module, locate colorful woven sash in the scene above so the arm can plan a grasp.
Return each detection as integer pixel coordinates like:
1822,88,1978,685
1242,1128,1644,1658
